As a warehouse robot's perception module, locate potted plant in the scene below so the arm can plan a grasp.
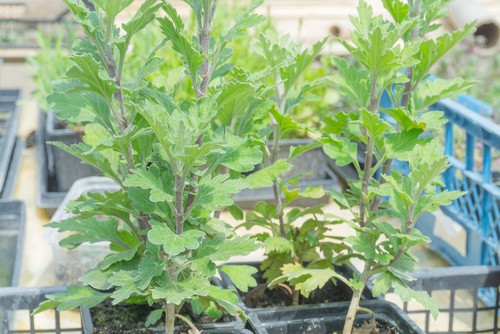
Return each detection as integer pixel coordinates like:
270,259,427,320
222,0,476,333
219,31,367,311
273,0,474,332
34,0,268,333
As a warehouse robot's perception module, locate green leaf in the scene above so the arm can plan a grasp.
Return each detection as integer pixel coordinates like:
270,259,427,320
122,0,161,41
288,141,322,161
327,190,349,210
159,4,204,83
372,271,396,296
192,175,244,212
208,132,262,173
245,159,292,189
93,0,134,24
385,129,424,159
264,237,294,254
137,257,164,290
220,0,266,46
359,108,392,138
280,39,326,93
67,54,118,99
269,106,302,136
202,285,244,320
100,245,139,270
47,217,128,251
323,136,358,168
414,22,476,82
220,265,258,292
145,309,163,327
414,78,476,110
33,286,110,314
227,205,244,220
152,277,210,305
270,263,339,298
196,236,260,262
81,268,113,290
48,91,113,130
393,281,439,320
123,165,174,203
382,0,410,23
148,221,205,256
331,56,370,108
109,270,142,303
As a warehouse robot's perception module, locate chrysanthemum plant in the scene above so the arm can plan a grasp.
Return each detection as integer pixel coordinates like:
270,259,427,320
274,0,473,333
34,1,268,333
229,29,358,306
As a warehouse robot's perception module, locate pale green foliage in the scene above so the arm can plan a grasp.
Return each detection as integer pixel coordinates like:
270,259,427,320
35,0,269,331
27,29,73,110
232,26,354,306
281,0,471,330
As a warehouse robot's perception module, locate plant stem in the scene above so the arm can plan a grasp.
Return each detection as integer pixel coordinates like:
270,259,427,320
359,73,378,226
175,173,185,234
165,303,176,334
270,118,286,237
343,282,365,334
185,0,216,214
175,314,202,334
359,137,374,227
271,72,287,237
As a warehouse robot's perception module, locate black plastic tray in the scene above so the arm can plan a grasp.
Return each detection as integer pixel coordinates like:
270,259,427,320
248,300,424,334
0,286,253,334
45,111,99,192
37,112,99,215
0,200,25,287
0,138,23,199
0,90,21,197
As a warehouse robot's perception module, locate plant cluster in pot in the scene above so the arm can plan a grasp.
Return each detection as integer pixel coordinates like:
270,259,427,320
35,1,473,334
35,0,270,333
221,0,474,333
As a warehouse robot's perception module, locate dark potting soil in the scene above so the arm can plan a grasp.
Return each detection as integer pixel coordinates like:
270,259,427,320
350,319,399,334
243,279,353,308
90,300,231,334
278,319,399,334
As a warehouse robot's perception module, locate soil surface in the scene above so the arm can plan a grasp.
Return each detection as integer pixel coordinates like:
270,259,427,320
243,278,353,308
90,300,231,334
350,319,400,334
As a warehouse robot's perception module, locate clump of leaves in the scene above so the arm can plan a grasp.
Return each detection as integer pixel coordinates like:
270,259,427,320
436,35,500,124
275,1,472,333
229,31,353,306
27,27,74,110
33,1,270,333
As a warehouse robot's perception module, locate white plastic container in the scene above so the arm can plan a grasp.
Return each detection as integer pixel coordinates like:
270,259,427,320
46,177,120,285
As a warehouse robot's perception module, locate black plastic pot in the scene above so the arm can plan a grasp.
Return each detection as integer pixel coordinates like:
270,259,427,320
0,90,21,198
234,139,341,209
0,201,25,287
247,300,424,334
81,278,247,334
0,138,23,199
37,111,100,215
219,262,375,312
